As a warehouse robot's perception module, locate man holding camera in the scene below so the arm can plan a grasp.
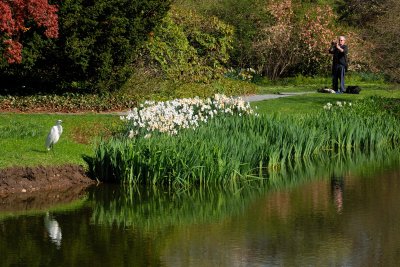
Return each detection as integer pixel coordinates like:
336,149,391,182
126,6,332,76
329,36,348,93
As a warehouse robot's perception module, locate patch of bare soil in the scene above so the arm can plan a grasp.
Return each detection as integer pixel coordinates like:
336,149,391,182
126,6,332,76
0,165,96,211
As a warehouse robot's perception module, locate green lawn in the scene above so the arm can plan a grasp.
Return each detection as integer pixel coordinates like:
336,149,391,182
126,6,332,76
252,83,400,115
0,114,121,169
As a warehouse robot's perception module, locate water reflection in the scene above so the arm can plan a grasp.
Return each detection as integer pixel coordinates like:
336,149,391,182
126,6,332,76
331,175,344,213
0,149,400,266
89,184,264,231
88,150,400,231
44,212,62,249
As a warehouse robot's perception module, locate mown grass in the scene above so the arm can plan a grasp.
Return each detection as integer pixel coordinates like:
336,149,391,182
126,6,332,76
253,83,400,115
254,72,390,93
0,114,122,169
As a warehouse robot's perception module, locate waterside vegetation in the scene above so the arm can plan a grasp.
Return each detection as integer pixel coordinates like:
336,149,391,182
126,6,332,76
84,95,400,188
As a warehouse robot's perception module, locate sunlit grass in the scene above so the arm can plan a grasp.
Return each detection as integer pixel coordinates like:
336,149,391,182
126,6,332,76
252,84,400,115
254,72,390,93
0,114,121,168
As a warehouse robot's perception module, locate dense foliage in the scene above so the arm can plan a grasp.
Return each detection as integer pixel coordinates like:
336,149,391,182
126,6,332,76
140,5,234,83
368,0,400,82
0,0,59,64
0,0,172,93
1,0,399,93
58,0,172,92
0,92,137,112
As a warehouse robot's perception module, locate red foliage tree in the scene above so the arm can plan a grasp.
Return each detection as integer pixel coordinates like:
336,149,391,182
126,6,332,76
0,0,58,64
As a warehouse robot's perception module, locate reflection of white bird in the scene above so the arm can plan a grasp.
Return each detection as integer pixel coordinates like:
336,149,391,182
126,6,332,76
45,120,63,151
44,212,62,248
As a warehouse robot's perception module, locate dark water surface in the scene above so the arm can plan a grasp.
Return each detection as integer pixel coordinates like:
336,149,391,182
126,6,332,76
2,156,400,266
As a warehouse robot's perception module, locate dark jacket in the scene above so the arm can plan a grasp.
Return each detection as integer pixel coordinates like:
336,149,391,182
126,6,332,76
329,44,348,68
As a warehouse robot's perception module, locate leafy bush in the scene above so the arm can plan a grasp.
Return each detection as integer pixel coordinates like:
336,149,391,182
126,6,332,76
0,75,259,112
140,5,234,83
180,0,339,78
0,0,59,64
121,67,259,103
206,0,272,68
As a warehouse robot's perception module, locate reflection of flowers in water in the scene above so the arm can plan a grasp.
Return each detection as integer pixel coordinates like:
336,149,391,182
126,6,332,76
44,212,62,249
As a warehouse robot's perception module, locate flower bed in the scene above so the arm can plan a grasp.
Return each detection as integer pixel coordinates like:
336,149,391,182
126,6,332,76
121,94,256,137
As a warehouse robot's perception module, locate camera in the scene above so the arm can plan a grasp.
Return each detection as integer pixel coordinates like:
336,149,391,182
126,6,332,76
331,41,337,46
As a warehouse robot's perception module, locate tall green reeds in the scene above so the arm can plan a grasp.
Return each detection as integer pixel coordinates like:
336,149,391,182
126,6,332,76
85,106,400,187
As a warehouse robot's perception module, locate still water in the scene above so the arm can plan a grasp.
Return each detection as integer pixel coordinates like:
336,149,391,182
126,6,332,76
1,153,400,266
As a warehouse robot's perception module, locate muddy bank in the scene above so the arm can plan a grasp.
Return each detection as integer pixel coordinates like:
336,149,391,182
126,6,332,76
0,164,96,195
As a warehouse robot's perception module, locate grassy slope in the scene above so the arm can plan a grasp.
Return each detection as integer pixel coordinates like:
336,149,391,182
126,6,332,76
0,114,121,169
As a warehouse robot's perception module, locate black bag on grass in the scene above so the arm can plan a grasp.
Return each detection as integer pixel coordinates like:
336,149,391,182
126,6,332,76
346,86,361,94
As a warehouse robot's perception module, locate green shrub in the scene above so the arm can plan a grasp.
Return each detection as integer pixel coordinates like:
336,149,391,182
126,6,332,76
141,5,234,83
121,69,259,102
206,0,272,68
60,0,173,92
369,0,400,82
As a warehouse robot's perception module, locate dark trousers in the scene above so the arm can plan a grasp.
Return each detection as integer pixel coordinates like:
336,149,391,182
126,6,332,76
332,64,346,92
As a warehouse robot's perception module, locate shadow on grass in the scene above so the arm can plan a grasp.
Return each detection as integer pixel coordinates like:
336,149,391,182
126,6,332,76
31,148,48,154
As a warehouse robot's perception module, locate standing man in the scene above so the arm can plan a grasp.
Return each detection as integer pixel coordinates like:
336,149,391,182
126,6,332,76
329,36,348,93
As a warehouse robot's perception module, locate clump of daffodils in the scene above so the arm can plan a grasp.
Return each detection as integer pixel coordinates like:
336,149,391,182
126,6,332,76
121,94,256,138
323,101,352,110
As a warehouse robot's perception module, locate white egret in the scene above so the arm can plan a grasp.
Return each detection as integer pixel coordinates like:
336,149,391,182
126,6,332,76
45,119,63,151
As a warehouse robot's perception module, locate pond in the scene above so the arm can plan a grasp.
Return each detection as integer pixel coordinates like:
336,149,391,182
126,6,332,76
1,152,400,266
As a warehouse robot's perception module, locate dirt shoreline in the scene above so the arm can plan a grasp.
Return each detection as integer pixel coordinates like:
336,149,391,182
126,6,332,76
0,164,96,197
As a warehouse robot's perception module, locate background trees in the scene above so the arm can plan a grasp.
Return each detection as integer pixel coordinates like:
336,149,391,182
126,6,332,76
335,0,400,82
367,0,400,82
0,0,171,93
141,5,234,83
0,0,398,94
0,0,59,64
58,0,172,92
